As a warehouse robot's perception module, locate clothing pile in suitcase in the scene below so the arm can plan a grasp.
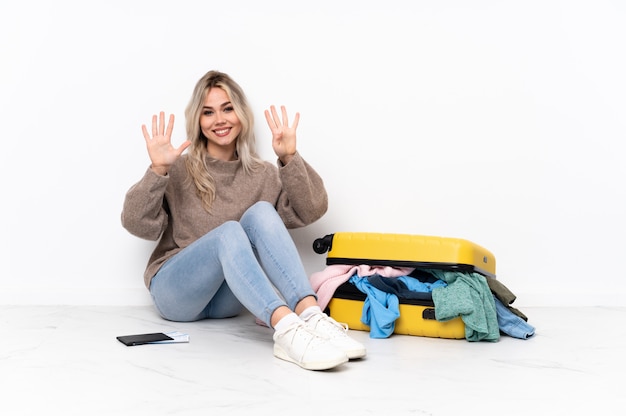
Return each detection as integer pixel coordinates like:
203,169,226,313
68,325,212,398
310,232,535,342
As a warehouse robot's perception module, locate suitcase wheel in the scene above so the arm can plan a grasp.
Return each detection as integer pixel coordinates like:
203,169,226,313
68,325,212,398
312,234,334,254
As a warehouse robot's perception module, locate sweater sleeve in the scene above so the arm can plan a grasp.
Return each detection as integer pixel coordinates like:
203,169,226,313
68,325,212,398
121,168,170,241
276,152,328,228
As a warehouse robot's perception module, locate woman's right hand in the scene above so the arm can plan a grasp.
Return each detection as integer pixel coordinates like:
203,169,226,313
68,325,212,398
142,111,191,176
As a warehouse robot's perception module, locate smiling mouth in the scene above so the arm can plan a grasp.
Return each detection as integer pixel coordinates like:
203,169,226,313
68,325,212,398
213,128,231,137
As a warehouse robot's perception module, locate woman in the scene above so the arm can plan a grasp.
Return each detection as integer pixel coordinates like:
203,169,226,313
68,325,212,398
121,70,365,370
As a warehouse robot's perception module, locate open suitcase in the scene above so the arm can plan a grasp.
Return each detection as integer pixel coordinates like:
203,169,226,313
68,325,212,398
312,232,496,339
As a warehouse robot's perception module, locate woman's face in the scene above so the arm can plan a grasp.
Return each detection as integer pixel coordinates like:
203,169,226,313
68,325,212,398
200,87,242,160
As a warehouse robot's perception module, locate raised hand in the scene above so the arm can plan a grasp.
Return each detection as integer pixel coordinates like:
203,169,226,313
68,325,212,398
141,112,191,175
264,105,299,164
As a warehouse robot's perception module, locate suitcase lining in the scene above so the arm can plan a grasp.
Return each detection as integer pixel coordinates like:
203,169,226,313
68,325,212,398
326,257,495,279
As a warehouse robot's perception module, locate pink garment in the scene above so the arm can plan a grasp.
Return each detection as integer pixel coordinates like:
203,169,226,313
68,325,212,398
309,264,416,310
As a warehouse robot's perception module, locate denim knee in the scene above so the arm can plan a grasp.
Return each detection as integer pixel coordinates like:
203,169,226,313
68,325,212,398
241,201,283,234
242,201,276,222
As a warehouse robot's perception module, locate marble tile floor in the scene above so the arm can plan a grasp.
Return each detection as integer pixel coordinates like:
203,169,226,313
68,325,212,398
1,305,624,416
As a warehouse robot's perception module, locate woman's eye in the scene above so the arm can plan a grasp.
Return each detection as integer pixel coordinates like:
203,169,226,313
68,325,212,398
224,106,234,113
202,110,214,116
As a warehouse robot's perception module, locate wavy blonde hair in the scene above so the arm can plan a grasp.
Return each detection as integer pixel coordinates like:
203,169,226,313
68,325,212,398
184,70,264,211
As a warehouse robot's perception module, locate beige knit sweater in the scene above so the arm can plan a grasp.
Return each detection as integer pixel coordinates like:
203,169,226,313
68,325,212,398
121,152,328,288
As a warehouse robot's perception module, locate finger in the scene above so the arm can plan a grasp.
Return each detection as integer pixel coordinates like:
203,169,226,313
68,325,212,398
142,124,151,142
291,112,300,130
264,109,276,129
158,111,165,136
270,105,281,126
176,140,192,155
165,114,175,138
280,106,289,127
151,114,158,137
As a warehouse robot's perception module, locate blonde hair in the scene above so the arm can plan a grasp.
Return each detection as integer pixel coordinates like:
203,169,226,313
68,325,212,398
184,70,264,211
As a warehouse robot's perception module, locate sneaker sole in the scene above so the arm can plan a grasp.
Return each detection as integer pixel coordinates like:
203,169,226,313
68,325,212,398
345,348,367,360
273,345,348,371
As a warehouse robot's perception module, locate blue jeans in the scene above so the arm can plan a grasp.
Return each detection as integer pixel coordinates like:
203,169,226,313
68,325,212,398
493,297,536,339
149,201,316,326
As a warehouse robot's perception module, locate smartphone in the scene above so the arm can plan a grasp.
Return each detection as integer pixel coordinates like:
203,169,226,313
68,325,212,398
116,332,174,346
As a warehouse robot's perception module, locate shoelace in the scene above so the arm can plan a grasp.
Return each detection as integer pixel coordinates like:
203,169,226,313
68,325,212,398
281,322,328,348
318,315,349,335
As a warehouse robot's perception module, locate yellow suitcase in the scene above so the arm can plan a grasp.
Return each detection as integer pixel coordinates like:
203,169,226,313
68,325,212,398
312,232,496,339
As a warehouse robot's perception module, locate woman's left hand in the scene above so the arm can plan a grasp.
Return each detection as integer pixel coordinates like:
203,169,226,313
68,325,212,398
265,105,299,165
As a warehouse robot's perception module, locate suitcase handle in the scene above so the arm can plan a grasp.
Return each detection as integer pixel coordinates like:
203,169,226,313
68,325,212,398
312,234,334,254
422,308,437,320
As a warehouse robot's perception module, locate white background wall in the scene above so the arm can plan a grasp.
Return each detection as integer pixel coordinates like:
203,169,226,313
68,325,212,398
1,0,624,307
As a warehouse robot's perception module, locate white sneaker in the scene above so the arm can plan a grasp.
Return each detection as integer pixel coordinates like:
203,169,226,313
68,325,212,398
273,321,348,370
303,313,367,359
